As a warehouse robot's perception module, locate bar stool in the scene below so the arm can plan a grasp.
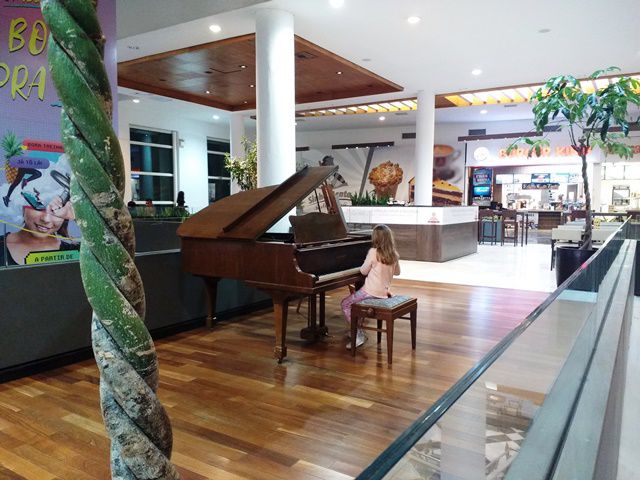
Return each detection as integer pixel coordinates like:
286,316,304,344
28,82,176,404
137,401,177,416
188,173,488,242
478,210,498,245
501,210,519,246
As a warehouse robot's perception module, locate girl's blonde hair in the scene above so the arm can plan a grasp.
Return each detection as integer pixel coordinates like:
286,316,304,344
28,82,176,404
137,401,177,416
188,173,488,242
372,224,399,265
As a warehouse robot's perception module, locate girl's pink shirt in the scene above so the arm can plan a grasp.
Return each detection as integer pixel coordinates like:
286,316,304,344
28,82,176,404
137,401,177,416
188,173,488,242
359,248,400,298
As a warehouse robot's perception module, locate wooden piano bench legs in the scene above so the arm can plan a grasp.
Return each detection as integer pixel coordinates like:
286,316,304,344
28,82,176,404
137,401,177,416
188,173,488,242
350,296,417,364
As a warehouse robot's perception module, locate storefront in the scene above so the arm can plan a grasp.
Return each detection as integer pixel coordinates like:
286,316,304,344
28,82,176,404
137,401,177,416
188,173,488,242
464,132,640,216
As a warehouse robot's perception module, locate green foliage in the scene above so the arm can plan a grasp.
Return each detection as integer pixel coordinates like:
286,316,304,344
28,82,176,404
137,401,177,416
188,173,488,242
224,137,257,190
507,67,640,250
349,191,390,206
1,131,24,160
130,206,190,220
507,67,640,158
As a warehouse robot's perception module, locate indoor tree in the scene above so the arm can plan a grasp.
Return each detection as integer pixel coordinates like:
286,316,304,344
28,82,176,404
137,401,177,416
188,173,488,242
224,136,257,190
508,67,640,250
41,1,179,477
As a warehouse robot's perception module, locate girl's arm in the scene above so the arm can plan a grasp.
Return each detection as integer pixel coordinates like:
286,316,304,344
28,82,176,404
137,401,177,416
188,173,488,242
359,248,375,275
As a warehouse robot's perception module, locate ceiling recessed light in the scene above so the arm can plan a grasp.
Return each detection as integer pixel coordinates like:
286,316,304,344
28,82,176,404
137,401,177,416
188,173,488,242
132,98,140,103
480,109,488,114
329,0,344,8
212,115,220,120
244,101,248,104
407,16,421,24
209,24,222,33
239,65,247,69
538,28,551,34
378,115,386,121
471,68,483,76
206,90,211,94
336,71,343,75
249,84,254,88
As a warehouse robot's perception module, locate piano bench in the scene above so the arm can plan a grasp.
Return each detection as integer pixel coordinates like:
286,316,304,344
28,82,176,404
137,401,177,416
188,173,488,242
350,295,417,364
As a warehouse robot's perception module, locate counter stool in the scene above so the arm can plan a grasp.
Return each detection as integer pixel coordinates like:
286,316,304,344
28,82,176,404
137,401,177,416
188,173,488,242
501,210,519,246
350,295,417,364
478,210,498,245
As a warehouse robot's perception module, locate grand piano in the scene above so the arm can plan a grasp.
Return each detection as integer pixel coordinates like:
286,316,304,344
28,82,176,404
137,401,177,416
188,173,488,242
177,166,371,362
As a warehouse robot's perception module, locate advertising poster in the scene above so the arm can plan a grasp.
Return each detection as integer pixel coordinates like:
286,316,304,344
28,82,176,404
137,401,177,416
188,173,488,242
297,145,413,213
0,0,116,266
296,142,465,212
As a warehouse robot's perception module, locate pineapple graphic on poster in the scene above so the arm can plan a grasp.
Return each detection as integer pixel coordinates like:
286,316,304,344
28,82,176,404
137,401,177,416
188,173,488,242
0,131,80,267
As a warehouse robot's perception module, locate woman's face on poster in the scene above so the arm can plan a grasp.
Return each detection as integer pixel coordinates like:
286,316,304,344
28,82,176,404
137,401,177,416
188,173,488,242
23,204,65,238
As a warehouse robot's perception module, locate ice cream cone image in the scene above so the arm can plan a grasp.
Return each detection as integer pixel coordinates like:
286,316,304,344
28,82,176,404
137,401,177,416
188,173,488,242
368,161,403,199
373,183,399,199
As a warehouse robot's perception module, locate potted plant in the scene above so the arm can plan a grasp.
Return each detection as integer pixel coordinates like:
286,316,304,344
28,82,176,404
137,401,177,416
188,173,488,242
348,190,390,206
508,67,639,285
224,136,257,191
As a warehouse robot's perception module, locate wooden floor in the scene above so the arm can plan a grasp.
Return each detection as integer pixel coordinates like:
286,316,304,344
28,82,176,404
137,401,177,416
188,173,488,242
0,280,547,480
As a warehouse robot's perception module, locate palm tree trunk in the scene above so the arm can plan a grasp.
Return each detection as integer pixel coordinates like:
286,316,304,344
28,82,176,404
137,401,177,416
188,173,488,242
580,154,592,250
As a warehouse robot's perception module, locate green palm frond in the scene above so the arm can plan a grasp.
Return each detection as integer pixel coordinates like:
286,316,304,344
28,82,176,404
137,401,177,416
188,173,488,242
1,131,24,160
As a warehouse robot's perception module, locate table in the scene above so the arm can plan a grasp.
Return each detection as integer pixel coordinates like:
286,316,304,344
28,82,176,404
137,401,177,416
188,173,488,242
526,210,563,229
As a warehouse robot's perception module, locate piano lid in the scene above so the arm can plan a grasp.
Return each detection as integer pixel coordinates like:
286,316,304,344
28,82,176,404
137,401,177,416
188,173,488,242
177,165,339,241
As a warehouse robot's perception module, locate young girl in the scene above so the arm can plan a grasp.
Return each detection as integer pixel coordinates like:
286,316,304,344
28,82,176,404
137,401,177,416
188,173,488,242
341,224,401,349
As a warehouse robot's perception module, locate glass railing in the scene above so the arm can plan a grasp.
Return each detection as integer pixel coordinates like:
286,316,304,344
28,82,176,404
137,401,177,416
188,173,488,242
359,220,633,480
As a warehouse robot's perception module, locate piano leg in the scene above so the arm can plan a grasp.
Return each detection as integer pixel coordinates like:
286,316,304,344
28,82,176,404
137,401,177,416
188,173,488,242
202,276,220,328
272,292,290,363
300,294,317,341
319,292,328,336
300,294,329,340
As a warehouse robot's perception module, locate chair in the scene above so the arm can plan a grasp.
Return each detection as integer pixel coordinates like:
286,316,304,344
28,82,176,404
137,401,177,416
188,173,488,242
478,210,498,245
570,209,587,222
350,295,417,364
501,210,519,246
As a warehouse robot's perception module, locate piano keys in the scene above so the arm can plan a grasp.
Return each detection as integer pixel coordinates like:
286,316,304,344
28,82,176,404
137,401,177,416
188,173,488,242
177,166,371,362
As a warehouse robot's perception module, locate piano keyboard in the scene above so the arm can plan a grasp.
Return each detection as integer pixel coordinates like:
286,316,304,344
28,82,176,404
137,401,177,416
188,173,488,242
316,267,361,283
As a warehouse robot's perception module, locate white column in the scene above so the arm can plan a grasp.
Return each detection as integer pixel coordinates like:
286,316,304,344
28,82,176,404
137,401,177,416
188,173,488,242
255,8,296,188
588,162,602,212
229,112,245,194
414,90,435,205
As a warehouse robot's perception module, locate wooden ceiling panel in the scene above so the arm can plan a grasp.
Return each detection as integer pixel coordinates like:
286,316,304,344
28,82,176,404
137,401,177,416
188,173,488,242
118,34,402,111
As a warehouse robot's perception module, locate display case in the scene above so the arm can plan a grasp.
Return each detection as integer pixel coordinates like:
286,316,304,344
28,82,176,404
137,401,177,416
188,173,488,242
612,185,630,206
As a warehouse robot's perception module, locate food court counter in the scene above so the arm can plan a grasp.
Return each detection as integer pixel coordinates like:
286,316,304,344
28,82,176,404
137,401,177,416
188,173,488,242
342,206,478,262
521,209,563,229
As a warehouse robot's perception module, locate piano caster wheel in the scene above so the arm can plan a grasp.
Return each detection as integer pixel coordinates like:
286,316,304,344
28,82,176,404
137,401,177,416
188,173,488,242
300,326,329,341
300,326,317,341
274,346,287,363
205,315,217,328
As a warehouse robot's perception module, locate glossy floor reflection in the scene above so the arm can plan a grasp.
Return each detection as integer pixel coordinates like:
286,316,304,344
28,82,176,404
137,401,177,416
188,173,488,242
398,242,556,293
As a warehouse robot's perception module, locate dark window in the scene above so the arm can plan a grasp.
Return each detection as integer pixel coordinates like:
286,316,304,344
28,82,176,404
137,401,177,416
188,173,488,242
207,138,231,203
207,152,230,177
207,139,230,153
131,175,175,202
130,144,174,174
208,178,231,203
130,128,173,146
129,127,175,204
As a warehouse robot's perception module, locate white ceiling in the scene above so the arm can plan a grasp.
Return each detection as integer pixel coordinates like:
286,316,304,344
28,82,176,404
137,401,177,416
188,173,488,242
117,0,640,128
115,0,268,38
